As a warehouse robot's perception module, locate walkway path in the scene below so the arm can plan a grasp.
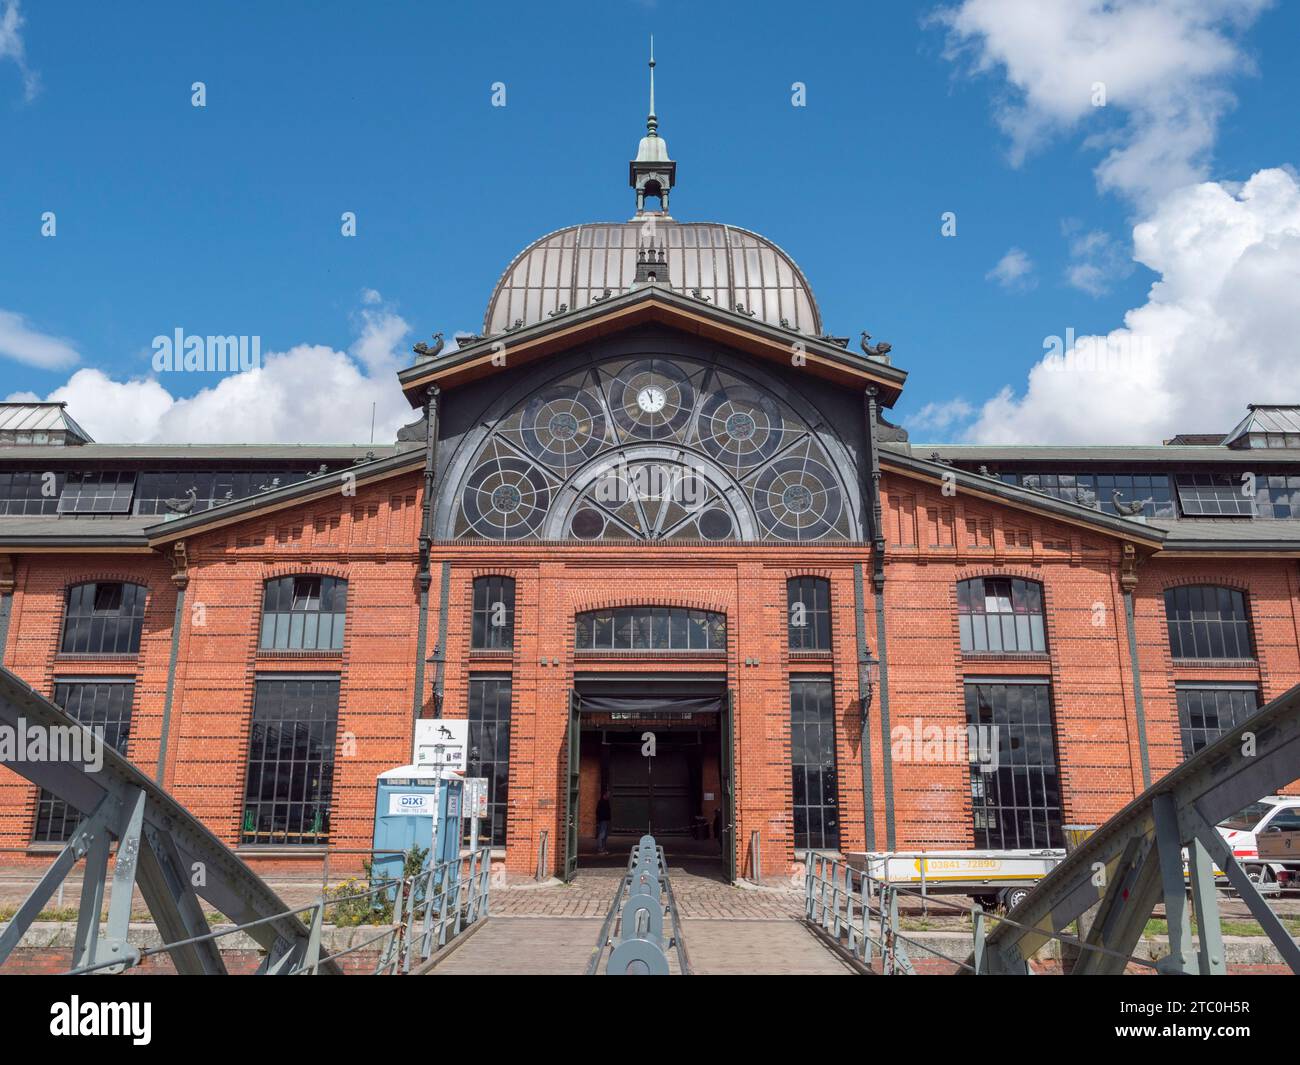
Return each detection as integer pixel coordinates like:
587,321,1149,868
429,864,851,975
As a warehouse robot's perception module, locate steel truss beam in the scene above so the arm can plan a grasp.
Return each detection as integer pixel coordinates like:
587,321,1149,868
974,681,1300,974
0,666,337,974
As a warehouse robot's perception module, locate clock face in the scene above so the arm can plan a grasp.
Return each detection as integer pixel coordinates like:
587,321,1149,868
636,385,667,413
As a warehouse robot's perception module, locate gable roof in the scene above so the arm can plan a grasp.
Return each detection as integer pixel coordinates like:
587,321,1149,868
143,448,427,547
398,283,905,406
880,450,1166,549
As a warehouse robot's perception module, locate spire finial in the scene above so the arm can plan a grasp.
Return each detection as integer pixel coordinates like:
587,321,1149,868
630,37,674,215
647,36,657,135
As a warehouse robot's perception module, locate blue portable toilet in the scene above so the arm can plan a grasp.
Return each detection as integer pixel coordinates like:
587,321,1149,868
372,765,466,889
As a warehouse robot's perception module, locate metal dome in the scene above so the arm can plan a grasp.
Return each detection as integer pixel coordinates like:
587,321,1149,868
483,220,824,336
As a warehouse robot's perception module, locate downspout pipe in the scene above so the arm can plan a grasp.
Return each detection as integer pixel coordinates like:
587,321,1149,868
412,385,441,725
863,386,896,850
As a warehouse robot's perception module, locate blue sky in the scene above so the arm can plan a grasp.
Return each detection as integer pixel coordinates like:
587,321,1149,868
1,1,1298,444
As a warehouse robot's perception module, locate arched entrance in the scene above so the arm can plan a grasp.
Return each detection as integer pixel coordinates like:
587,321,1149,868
564,673,734,882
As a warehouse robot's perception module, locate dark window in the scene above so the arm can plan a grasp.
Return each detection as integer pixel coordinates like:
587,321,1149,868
0,470,65,515
61,582,147,655
1251,474,1300,519
957,577,1046,654
574,607,726,651
790,677,839,850
787,577,831,652
471,576,515,650
1010,472,1174,517
259,576,347,651
1176,686,1259,758
33,681,135,843
241,677,339,846
965,681,1063,849
133,469,312,515
467,676,512,847
57,471,136,515
1175,472,1254,516
1164,585,1253,660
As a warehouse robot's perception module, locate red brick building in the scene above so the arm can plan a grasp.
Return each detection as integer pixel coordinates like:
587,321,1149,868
2,102,1298,885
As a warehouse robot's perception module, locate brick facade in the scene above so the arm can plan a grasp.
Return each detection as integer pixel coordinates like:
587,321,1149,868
2,457,1295,881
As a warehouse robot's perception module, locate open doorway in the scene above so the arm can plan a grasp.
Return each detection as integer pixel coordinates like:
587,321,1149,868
569,674,731,879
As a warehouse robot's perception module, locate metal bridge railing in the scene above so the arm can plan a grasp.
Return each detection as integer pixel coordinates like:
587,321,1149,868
50,844,491,976
587,835,690,975
805,853,1160,975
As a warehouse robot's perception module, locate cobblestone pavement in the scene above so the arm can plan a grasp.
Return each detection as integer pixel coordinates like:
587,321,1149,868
429,916,851,975
491,858,806,920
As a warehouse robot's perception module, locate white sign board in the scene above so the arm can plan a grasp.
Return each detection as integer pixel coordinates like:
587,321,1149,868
387,792,434,817
414,718,469,771
464,777,490,819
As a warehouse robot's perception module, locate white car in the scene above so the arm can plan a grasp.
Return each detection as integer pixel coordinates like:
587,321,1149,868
1217,796,1300,887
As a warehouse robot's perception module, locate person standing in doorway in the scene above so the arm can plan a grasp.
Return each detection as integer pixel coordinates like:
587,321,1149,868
596,789,612,855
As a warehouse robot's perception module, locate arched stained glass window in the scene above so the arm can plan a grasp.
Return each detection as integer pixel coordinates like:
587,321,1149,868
445,355,856,543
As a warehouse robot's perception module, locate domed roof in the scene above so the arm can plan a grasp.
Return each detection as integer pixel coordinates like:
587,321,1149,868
483,220,824,336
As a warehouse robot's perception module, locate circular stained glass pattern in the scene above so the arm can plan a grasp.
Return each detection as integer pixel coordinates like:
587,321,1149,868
608,360,694,440
451,355,857,542
520,385,606,469
697,507,735,541
461,455,551,539
570,507,606,540
697,385,785,470
753,455,843,540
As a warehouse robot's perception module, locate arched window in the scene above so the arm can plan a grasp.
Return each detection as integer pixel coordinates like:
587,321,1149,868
61,581,148,655
1164,585,1253,660
471,576,516,650
259,576,347,651
957,577,1046,654
575,607,726,652
445,355,857,543
787,577,831,652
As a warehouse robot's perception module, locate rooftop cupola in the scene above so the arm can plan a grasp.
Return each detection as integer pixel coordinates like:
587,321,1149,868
630,38,676,216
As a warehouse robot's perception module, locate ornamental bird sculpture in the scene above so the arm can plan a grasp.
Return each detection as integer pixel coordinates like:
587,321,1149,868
860,331,893,359
1112,489,1152,516
163,486,198,515
413,332,444,360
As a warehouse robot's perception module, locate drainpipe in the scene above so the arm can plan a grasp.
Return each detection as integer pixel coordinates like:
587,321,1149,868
412,385,442,725
863,386,896,850
853,562,877,851
1120,544,1152,788
0,555,14,667
156,541,188,786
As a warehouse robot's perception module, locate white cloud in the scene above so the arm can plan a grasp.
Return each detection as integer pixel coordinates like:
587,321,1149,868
986,247,1036,290
0,1,39,101
932,0,1271,206
0,309,78,369
7,295,421,444
1062,221,1134,296
965,168,1300,444
908,398,976,435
